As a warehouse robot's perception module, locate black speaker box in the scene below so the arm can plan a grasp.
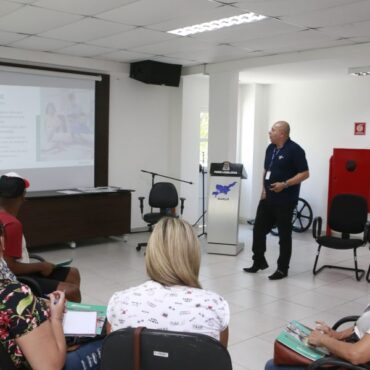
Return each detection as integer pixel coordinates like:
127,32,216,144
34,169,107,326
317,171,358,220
130,60,182,87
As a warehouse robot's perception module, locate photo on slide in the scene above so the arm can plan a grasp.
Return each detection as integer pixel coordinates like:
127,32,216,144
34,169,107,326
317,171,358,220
37,88,94,164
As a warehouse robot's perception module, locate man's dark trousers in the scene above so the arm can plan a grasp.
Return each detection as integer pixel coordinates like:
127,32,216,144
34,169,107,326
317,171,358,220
252,199,296,272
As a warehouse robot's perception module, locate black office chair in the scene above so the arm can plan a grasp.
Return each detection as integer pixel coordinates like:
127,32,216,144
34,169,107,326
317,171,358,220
17,254,44,297
308,315,370,370
137,182,185,251
312,193,369,281
100,327,232,370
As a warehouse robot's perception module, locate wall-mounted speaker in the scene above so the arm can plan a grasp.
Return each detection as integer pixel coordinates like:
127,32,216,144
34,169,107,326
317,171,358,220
130,60,182,87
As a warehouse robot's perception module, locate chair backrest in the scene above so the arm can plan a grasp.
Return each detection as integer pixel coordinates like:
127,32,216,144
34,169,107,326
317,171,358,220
148,182,178,210
100,327,233,370
328,194,368,234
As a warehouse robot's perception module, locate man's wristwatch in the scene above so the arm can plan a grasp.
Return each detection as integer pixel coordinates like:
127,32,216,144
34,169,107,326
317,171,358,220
283,181,289,189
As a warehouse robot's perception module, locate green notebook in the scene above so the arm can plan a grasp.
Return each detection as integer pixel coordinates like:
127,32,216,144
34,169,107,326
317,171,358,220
66,302,107,335
276,320,329,361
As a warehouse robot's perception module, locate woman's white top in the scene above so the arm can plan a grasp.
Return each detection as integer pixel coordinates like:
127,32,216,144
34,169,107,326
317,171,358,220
107,280,230,341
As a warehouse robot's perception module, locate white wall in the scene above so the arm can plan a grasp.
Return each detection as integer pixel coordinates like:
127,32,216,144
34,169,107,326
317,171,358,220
265,79,370,221
180,75,209,225
238,84,269,221
108,73,182,228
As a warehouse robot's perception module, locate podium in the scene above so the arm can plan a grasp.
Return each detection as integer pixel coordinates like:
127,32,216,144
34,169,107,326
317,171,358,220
207,162,247,255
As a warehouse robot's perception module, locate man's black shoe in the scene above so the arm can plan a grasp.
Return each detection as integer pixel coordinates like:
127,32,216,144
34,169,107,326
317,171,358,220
243,261,268,273
268,270,288,280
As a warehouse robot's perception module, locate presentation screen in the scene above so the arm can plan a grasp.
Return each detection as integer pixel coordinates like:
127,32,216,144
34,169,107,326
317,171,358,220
0,70,95,191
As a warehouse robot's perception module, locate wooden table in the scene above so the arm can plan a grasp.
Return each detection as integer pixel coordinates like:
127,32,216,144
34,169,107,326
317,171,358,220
18,189,132,248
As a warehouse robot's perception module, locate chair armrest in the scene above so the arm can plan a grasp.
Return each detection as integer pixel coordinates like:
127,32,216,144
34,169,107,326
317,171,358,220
312,217,322,239
138,197,145,216
332,315,360,330
29,254,45,262
179,197,185,215
307,356,368,369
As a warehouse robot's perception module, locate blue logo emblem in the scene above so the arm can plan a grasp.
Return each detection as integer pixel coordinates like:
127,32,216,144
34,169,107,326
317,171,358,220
212,182,237,197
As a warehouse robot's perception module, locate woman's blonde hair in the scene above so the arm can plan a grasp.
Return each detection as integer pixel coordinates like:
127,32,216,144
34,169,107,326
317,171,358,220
145,217,201,288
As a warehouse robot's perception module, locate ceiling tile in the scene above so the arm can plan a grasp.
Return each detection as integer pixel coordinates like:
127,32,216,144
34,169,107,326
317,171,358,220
33,0,138,16
89,28,176,49
320,19,370,38
150,5,245,32
233,0,361,17
53,44,115,57
281,1,370,28
131,37,212,55
235,29,351,52
9,35,74,51
192,18,302,43
151,55,199,67
0,29,27,44
97,0,220,27
39,17,133,42
5,0,37,3
99,49,151,62
0,5,82,34
0,0,24,16
169,44,255,64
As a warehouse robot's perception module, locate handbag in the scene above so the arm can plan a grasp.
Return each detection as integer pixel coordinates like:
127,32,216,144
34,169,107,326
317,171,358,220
274,340,313,366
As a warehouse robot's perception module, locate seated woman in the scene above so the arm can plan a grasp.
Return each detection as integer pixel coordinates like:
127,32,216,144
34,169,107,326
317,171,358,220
107,217,230,347
0,222,102,370
265,315,370,370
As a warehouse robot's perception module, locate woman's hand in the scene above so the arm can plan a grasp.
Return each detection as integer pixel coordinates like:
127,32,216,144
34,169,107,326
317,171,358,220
48,290,65,322
308,330,326,346
315,321,334,336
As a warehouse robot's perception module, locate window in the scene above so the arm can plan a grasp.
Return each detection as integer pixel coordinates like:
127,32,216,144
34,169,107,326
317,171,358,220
199,110,209,167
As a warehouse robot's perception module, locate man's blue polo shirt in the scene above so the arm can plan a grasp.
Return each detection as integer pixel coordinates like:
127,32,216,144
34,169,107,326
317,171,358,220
264,138,308,205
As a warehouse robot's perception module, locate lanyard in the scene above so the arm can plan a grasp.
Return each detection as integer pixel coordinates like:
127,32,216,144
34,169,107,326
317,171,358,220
268,147,280,170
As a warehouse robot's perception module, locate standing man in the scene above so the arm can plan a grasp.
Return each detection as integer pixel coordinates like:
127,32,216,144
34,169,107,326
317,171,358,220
243,121,309,280
0,172,82,301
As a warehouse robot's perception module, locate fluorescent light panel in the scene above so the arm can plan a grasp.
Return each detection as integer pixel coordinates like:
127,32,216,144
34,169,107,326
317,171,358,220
348,66,370,76
167,12,267,36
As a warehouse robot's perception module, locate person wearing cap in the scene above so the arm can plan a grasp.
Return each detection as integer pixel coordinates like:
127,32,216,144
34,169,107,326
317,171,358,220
0,172,81,302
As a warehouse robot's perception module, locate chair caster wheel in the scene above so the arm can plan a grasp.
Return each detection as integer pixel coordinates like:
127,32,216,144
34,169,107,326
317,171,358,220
136,246,141,251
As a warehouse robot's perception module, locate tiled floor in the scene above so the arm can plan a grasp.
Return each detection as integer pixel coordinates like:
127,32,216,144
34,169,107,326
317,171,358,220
34,225,370,370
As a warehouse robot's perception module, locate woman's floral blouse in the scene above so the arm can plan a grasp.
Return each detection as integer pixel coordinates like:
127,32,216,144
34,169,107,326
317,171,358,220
0,279,49,368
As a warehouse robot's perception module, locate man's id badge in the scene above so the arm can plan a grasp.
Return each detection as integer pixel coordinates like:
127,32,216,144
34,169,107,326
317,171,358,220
265,171,271,180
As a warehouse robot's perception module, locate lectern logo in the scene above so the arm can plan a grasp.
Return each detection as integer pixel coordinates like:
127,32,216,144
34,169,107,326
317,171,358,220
212,182,237,198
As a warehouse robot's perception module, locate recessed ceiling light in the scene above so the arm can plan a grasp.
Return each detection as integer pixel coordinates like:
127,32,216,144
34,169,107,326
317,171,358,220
167,12,267,37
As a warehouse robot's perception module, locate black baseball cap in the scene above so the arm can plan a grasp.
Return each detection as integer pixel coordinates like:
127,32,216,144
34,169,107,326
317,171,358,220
0,172,30,199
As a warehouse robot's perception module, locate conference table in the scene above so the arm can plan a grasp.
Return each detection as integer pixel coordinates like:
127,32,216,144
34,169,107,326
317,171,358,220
18,188,132,248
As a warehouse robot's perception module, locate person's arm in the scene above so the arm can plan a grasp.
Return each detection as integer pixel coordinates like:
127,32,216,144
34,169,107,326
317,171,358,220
4,255,54,276
308,330,370,365
261,170,267,199
270,170,309,193
15,291,66,370
220,327,229,348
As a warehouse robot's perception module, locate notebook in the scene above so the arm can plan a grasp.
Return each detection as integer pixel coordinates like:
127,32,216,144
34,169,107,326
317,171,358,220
63,310,97,336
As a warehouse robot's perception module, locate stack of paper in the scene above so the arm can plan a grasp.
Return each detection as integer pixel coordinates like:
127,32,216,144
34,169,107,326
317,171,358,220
63,311,97,336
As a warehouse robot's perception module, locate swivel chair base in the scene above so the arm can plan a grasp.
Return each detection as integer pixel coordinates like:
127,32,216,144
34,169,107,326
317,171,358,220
136,242,147,251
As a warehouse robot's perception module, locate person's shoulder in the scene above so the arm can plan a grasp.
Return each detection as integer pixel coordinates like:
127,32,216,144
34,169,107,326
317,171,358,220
110,280,156,300
194,287,228,304
0,211,19,224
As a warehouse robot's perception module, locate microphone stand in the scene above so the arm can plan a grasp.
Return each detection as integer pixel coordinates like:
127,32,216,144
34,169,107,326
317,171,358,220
197,163,207,238
141,169,193,187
